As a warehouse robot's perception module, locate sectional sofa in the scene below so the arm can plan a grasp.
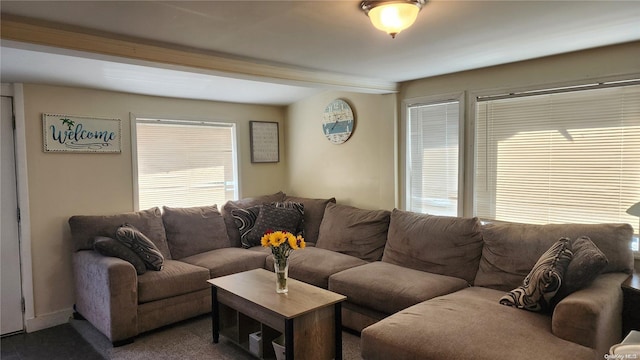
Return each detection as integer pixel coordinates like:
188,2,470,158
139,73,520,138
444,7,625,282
68,192,634,360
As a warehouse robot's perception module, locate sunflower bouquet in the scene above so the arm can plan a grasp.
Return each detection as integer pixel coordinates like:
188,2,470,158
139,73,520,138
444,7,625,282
261,230,305,293
260,230,306,261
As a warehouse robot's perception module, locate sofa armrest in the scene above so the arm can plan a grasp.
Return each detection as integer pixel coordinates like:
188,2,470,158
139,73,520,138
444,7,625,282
552,272,628,357
72,250,138,342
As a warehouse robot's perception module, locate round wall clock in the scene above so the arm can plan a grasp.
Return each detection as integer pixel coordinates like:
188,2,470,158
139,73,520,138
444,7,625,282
322,99,355,144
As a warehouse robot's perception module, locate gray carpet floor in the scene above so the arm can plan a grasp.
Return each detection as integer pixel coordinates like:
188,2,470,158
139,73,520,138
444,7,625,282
70,315,363,360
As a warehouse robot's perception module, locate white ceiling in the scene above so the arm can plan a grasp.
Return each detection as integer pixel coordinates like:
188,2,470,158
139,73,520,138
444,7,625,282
1,0,639,105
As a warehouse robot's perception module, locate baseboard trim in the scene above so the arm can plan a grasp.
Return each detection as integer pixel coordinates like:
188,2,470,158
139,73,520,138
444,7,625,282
25,307,73,333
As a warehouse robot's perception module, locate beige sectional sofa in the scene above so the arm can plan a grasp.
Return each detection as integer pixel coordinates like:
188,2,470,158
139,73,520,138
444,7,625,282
69,192,634,360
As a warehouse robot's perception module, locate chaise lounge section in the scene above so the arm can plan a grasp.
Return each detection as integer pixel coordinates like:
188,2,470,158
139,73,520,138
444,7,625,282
359,220,634,360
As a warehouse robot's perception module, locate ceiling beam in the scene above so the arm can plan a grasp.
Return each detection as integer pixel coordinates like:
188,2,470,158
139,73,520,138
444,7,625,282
0,15,398,94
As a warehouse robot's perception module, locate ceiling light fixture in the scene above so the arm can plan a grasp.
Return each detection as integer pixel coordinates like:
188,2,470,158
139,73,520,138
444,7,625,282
360,0,427,39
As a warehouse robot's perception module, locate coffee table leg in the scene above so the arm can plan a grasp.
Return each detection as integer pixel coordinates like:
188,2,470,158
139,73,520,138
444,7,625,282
285,318,294,360
335,303,342,360
212,287,219,344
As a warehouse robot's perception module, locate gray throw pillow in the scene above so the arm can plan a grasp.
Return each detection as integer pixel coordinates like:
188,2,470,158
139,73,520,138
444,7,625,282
500,237,573,312
245,204,303,247
116,224,165,271
552,236,609,304
93,236,147,275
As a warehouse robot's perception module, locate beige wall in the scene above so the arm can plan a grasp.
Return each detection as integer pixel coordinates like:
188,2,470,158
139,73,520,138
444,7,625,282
21,84,285,324
286,92,397,210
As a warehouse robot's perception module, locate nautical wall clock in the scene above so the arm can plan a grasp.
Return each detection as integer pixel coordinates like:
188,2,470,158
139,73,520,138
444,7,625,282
322,99,355,144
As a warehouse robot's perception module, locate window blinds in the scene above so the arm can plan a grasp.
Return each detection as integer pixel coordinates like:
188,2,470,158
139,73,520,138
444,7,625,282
407,101,459,216
475,83,640,229
135,119,237,210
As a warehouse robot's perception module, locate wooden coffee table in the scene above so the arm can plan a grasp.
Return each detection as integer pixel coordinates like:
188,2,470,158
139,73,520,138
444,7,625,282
207,268,347,360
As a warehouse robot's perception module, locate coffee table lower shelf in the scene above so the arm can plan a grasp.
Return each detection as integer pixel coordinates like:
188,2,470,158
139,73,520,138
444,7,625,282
208,269,345,360
216,302,283,359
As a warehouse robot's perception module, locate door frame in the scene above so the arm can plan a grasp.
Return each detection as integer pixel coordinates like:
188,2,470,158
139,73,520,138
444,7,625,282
1,83,34,332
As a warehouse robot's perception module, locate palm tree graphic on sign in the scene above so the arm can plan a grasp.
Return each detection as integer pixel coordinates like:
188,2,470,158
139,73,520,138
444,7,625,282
61,118,75,130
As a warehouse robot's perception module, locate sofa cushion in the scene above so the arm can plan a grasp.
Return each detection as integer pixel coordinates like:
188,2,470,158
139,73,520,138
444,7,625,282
329,261,468,314
552,236,609,304
284,196,336,245
475,222,633,292
221,192,286,247
265,247,368,289
115,224,165,271
180,247,269,278
361,286,596,360
137,259,210,303
382,209,483,284
93,236,147,275
162,205,230,259
499,237,573,312
316,203,390,262
69,207,171,259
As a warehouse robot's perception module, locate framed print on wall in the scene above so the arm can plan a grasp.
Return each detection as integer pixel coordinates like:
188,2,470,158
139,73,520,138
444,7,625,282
250,121,279,163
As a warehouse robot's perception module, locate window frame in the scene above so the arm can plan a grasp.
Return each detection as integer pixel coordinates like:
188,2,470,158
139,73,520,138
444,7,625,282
402,92,465,216
130,113,240,211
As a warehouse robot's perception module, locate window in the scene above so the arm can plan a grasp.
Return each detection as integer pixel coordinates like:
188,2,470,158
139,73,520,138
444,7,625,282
406,97,461,216
475,82,640,235
133,117,238,210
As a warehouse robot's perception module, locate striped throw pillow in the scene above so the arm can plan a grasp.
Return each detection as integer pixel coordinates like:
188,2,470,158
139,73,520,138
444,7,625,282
116,224,164,271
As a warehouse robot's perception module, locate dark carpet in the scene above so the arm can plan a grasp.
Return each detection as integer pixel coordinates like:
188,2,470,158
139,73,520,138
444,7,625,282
69,314,363,359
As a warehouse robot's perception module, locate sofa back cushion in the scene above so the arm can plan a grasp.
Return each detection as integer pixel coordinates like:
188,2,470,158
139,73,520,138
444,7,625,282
284,196,336,245
474,222,634,291
68,207,172,259
382,209,484,284
162,205,230,259
221,191,286,247
316,203,390,262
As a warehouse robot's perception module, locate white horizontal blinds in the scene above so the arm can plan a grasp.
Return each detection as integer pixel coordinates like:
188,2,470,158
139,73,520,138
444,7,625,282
408,101,459,216
475,83,640,228
136,120,236,210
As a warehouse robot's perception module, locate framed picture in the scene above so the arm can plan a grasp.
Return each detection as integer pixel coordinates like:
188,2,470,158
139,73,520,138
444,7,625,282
42,113,121,153
250,121,279,163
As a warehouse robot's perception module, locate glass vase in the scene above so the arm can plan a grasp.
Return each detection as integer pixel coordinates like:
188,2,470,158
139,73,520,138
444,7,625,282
274,256,289,294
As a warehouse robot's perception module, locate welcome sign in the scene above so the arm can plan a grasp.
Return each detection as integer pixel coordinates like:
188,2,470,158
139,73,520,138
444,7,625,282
43,114,121,153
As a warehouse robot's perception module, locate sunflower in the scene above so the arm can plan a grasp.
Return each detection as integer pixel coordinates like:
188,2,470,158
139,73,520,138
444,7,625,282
261,230,305,260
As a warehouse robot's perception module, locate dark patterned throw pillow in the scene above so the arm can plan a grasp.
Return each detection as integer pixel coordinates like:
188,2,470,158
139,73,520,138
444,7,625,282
232,202,304,248
115,224,165,271
274,201,304,237
499,237,573,312
231,206,261,248
244,204,303,247
93,236,147,275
